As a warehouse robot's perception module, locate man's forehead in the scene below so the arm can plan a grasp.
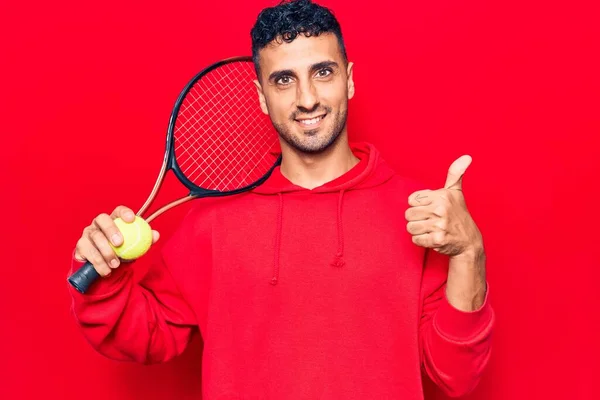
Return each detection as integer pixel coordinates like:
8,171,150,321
259,33,342,73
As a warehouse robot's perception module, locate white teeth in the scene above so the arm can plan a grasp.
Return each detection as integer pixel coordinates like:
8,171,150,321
299,116,323,125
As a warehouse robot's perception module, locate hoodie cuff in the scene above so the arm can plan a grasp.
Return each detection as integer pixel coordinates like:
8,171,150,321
67,250,132,298
433,282,494,342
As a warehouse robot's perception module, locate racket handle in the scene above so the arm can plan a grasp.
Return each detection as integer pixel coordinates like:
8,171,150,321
68,261,101,294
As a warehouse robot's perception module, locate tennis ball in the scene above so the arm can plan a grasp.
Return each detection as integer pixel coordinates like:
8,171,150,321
110,216,153,260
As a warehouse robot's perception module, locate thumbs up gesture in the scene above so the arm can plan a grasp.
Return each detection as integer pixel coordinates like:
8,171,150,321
405,155,483,257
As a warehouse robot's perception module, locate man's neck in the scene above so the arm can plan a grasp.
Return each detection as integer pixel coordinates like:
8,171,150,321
279,136,360,190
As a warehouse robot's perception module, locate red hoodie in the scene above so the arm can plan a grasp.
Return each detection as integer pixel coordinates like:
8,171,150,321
68,142,494,399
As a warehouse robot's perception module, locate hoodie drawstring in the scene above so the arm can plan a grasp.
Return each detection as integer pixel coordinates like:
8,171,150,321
271,190,346,285
330,190,346,268
271,193,284,285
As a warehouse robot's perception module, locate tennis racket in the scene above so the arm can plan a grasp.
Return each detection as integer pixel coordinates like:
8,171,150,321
68,56,281,294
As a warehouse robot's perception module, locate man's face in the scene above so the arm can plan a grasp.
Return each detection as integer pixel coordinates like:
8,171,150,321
254,33,355,154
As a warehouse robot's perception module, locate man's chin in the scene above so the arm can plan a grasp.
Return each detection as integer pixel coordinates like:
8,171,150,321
299,127,320,138
287,132,340,154
273,119,344,154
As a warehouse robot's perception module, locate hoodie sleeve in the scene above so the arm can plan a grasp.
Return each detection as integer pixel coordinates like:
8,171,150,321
67,207,207,365
419,249,495,397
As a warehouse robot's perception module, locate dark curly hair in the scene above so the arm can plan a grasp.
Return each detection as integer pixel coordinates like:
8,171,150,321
250,0,347,77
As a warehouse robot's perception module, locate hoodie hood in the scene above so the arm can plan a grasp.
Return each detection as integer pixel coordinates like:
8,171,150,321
252,142,396,285
253,142,394,195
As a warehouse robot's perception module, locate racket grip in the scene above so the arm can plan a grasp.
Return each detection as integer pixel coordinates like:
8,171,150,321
68,261,101,294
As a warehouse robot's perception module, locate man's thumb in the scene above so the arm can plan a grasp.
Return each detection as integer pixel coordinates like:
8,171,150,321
152,230,160,244
444,155,472,190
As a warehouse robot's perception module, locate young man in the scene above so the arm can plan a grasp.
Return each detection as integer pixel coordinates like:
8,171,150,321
69,0,494,398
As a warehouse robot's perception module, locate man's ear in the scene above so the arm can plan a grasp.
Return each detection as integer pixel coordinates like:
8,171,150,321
346,61,355,100
253,79,269,115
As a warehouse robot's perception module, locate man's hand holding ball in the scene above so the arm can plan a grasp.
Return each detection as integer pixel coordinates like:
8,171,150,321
74,206,160,277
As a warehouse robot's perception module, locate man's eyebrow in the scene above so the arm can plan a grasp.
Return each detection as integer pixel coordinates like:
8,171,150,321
309,60,339,73
268,69,297,83
267,61,340,83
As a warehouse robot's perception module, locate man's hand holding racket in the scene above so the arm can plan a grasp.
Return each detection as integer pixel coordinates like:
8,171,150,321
74,206,160,278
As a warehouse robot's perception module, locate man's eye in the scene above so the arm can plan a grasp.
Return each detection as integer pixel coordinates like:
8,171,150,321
277,76,292,85
317,68,332,77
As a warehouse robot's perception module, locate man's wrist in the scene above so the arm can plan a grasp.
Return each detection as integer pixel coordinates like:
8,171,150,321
446,244,487,311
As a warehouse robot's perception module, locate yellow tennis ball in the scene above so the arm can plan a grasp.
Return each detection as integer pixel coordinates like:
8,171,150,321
110,216,153,260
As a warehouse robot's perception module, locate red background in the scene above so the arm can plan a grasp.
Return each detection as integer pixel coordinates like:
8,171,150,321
1,0,599,399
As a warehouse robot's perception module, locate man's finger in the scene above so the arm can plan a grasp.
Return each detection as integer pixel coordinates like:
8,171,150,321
78,236,112,277
408,190,434,207
95,213,123,247
110,205,136,222
412,233,433,248
74,238,87,262
405,205,434,222
406,220,433,236
411,231,445,249
89,227,120,270
444,155,472,190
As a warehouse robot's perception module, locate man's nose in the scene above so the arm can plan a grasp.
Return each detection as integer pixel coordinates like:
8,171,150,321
296,81,319,112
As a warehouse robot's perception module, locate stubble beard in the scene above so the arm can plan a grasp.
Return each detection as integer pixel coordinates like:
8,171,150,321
271,105,348,154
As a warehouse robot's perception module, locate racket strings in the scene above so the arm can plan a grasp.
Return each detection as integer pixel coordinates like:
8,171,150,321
173,61,278,192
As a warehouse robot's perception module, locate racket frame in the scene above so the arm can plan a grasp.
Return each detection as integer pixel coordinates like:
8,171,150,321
138,55,282,223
